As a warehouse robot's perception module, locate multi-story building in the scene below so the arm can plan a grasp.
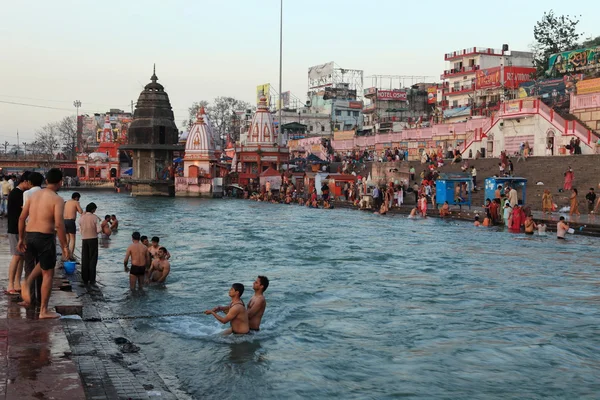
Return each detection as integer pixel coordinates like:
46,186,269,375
309,84,364,132
273,109,332,139
440,46,534,117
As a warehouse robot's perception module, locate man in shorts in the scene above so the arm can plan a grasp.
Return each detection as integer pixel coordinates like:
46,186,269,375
64,192,83,261
205,283,250,335
18,169,69,319
5,172,31,295
123,232,150,291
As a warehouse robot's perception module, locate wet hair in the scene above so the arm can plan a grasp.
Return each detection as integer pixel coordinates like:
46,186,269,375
105,215,111,220
72,192,81,200
559,216,565,221
85,202,97,213
28,172,44,187
159,246,167,253
132,232,141,240
151,236,159,243
140,235,148,242
111,214,116,218
475,215,480,220
590,188,595,191
46,168,63,184
231,283,245,297
18,171,31,183
258,275,269,291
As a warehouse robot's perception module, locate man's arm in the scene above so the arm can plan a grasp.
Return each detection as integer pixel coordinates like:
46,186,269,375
76,203,83,214
157,263,170,283
123,248,131,272
54,198,69,259
247,297,265,319
17,199,31,252
205,305,239,324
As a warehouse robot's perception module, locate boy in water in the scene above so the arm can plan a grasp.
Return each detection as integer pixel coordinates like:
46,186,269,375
146,247,170,284
100,215,112,238
247,276,269,332
124,232,150,290
205,283,250,335
110,214,119,231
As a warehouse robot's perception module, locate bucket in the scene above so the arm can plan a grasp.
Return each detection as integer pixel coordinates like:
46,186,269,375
64,261,76,274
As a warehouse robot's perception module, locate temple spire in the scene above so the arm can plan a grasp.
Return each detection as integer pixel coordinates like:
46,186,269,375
151,64,158,83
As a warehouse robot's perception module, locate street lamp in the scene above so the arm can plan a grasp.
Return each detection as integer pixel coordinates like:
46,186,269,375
73,100,81,159
278,0,283,146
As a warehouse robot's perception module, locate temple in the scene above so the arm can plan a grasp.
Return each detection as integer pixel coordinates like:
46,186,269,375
175,107,223,197
120,66,183,196
232,96,289,188
76,114,122,180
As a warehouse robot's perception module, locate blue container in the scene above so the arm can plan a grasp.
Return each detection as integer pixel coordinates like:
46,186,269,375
64,261,76,274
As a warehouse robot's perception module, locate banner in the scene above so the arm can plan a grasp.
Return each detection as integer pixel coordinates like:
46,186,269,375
377,90,407,101
547,46,600,74
576,77,600,95
333,130,355,141
257,83,270,106
504,67,536,89
427,86,437,104
475,67,502,89
349,101,363,109
280,91,290,108
476,66,535,89
308,62,334,81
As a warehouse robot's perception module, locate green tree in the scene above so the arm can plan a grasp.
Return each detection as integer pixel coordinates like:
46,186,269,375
581,35,600,48
185,98,254,144
533,10,582,77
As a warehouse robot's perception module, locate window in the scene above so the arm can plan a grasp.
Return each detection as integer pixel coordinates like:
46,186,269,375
309,126,313,131
347,111,352,116
159,126,165,144
452,100,458,107
453,82,460,90
353,111,359,117
335,110,342,116
321,126,325,132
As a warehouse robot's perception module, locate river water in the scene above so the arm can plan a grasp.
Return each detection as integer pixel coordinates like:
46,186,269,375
68,192,600,399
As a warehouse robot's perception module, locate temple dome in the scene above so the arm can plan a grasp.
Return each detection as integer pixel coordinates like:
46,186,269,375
246,96,277,145
184,107,216,161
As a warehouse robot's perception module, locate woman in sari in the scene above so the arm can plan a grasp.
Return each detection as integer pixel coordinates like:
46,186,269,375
563,167,574,190
570,188,580,216
542,189,553,214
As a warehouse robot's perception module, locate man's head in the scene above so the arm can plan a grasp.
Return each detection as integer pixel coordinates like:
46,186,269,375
141,236,149,246
559,216,565,221
151,236,159,245
590,188,595,192
497,185,502,190
18,171,32,190
132,231,141,241
85,202,97,213
158,247,168,259
46,168,63,188
104,215,111,221
253,275,269,292
28,172,44,188
230,283,245,298
111,214,117,219
72,192,81,200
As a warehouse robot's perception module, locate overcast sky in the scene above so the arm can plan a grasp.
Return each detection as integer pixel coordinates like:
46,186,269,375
0,0,595,143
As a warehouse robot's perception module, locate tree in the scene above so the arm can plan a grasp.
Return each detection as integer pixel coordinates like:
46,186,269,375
2,141,8,154
185,97,254,143
35,123,61,164
533,10,582,77
55,115,77,159
581,35,600,48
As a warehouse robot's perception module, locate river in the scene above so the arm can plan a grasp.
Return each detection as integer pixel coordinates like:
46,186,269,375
66,192,600,399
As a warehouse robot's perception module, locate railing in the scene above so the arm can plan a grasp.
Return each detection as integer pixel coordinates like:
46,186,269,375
444,47,504,60
441,65,480,78
175,177,213,185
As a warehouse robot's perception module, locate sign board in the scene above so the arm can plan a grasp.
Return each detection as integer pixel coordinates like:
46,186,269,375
548,46,600,74
377,90,407,101
576,77,600,95
256,83,270,106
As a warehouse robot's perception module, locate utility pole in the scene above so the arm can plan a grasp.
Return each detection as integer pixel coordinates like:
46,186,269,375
16,130,19,155
278,0,283,147
73,100,81,160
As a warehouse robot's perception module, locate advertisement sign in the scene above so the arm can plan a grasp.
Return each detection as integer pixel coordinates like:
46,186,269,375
427,87,437,104
377,90,407,101
476,66,535,89
280,91,290,108
364,87,377,96
547,47,600,74
308,62,334,80
256,83,270,106
333,131,355,141
576,77,600,95
476,67,502,89
504,67,536,89
349,101,363,109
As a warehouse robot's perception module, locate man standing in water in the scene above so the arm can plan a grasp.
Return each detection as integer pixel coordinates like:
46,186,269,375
205,283,250,335
64,192,83,260
123,232,150,290
146,247,170,284
18,169,69,319
247,276,269,332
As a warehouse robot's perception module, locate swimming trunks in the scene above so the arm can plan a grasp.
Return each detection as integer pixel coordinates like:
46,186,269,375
525,231,534,235
130,264,146,276
64,219,76,234
557,236,566,240
250,328,260,332
26,232,56,270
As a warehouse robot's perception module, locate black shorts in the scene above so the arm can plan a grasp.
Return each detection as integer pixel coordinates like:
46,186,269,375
26,232,56,271
130,264,146,276
65,219,76,234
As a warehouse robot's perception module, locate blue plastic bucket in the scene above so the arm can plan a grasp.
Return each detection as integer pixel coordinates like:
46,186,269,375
64,261,76,274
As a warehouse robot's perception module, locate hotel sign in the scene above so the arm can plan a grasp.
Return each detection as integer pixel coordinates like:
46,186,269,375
377,90,407,101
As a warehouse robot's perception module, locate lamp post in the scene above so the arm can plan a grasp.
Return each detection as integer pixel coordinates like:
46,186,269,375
73,100,81,160
278,0,283,146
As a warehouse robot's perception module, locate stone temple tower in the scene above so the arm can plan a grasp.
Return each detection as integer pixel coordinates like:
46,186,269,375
121,66,183,196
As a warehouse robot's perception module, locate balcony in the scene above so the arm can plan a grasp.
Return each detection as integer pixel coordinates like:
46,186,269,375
444,47,504,61
441,65,480,79
445,86,474,96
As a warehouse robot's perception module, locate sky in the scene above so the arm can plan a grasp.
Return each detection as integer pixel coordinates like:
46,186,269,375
0,0,596,143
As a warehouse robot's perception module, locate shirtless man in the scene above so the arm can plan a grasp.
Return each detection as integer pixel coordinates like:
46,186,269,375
17,169,69,319
100,215,112,238
141,235,149,247
64,192,83,260
123,231,150,290
148,236,160,259
557,216,569,240
146,246,170,284
247,275,269,332
110,214,119,231
205,283,250,335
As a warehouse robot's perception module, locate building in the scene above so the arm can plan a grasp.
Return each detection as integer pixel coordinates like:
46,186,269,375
274,109,332,139
78,109,132,153
440,46,534,118
234,96,289,187
120,67,183,196
176,107,223,197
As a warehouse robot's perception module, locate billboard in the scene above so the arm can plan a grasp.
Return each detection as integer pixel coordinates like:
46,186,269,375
427,86,437,104
80,112,131,150
476,67,535,90
308,62,334,81
547,46,600,75
576,77,600,95
280,91,290,108
476,67,502,89
256,83,270,106
377,90,407,101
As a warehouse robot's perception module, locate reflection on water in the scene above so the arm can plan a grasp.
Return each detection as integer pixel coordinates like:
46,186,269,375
64,192,600,399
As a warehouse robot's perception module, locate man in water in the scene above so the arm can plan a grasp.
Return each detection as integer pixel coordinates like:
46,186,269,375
141,235,149,247
557,216,569,240
148,236,160,258
64,192,83,260
110,214,119,230
124,231,150,290
146,246,170,284
247,276,269,332
100,215,112,238
205,283,250,335
18,169,69,319
79,202,102,286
